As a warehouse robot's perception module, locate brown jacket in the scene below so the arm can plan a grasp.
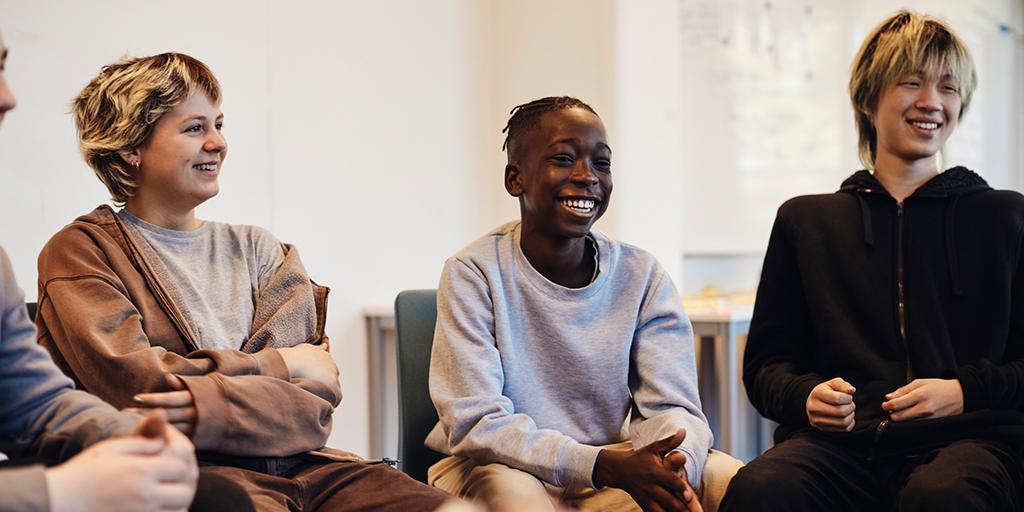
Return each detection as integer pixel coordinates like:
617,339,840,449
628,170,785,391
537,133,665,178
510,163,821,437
36,205,339,458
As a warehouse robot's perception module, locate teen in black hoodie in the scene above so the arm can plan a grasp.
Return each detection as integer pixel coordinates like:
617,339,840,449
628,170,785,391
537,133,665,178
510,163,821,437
721,10,1024,512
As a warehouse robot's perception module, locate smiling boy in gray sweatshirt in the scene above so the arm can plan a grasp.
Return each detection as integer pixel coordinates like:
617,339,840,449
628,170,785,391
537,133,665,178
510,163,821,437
427,97,741,512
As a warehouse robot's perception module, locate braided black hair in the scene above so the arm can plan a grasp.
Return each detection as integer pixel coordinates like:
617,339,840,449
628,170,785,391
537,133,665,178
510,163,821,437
501,96,597,155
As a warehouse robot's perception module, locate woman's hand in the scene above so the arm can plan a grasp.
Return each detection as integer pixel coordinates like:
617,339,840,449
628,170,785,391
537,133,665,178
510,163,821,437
278,343,339,387
125,374,197,436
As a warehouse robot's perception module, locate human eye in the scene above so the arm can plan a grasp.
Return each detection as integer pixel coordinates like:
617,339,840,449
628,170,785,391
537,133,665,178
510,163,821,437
215,121,224,131
550,154,575,166
593,157,612,173
184,123,202,134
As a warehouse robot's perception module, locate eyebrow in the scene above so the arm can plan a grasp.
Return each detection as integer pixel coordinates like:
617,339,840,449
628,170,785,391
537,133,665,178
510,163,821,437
180,113,224,124
548,138,613,152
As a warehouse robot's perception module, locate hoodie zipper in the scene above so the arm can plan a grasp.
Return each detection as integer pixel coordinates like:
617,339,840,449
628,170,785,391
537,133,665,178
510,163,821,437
896,203,911,382
868,418,891,462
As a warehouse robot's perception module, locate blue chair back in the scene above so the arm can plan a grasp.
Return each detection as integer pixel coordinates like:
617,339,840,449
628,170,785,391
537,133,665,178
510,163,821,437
394,289,444,483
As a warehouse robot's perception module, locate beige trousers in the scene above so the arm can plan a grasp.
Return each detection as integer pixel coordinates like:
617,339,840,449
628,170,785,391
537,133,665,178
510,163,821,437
428,443,742,512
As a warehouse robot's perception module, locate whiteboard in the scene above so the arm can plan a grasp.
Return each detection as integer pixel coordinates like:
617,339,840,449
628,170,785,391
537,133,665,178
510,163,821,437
677,0,1024,254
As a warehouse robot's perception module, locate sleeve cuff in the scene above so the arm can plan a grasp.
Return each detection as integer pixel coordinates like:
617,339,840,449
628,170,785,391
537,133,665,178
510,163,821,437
786,377,822,424
252,348,290,380
177,374,230,452
563,443,604,488
1,464,51,512
953,367,985,412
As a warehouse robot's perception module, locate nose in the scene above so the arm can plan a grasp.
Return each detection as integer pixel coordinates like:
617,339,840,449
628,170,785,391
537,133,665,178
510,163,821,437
204,127,227,153
915,84,942,112
0,75,17,115
569,161,599,186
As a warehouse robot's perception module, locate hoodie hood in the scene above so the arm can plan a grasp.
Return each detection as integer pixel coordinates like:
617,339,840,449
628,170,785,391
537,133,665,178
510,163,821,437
838,167,991,297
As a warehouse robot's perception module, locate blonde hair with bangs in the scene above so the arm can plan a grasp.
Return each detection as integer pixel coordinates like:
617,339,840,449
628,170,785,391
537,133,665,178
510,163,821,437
73,53,221,204
849,10,977,169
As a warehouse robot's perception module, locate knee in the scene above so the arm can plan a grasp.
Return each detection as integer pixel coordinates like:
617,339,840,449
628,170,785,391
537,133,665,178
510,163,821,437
192,470,256,512
719,462,809,511
700,450,744,512
466,463,552,512
898,474,996,512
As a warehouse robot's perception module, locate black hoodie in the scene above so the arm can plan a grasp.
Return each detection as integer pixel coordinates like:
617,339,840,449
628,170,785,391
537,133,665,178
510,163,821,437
745,166,1024,454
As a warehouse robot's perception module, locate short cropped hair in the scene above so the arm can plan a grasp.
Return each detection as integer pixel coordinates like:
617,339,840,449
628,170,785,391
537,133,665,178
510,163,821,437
849,10,977,169
501,96,597,161
73,53,221,204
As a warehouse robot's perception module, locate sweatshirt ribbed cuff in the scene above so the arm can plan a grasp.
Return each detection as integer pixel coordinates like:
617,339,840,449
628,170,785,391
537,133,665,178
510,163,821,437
953,367,984,412
788,377,823,424
252,348,290,380
563,443,604,488
178,374,229,452
678,447,703,490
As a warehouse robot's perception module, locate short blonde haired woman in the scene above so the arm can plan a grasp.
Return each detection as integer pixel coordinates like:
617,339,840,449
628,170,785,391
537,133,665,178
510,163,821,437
36,52,453,511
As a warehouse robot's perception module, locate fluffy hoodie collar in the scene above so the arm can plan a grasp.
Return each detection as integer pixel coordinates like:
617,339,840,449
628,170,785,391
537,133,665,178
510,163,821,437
838,166,991,197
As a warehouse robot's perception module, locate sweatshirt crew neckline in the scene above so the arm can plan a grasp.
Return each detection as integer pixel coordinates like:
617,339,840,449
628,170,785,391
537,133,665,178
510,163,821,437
117,208,208,240
511,222,612,300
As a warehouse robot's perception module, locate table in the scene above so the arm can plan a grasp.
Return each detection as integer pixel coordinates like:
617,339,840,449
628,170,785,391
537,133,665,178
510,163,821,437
364,305,398,460
690,308,774,461
364,305,773,462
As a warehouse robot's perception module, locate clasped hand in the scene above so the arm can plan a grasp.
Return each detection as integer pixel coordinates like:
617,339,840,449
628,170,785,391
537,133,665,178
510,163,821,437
806,377,964,432
45,409,198,512
593,429,701,512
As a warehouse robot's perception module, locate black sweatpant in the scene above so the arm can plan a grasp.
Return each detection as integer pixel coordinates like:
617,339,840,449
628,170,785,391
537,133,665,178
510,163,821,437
719,432,1023,512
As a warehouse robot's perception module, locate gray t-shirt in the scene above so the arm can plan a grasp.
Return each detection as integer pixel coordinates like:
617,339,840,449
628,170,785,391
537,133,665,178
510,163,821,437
118,209,285,350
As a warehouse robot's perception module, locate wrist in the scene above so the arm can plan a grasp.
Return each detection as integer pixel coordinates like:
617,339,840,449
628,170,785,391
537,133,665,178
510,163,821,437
45,466,75,512
592,449,620,489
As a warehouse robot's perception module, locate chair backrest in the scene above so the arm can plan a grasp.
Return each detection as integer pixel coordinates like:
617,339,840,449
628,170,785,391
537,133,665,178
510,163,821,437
25,302,36,321
394,289,444,483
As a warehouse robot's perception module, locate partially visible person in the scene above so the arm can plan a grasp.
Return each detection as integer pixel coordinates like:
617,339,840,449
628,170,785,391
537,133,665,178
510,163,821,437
428,96,742,512
0,30,200,512
0,34,16,124
721,10,1024,511
2,247,197,512
35,50,452,510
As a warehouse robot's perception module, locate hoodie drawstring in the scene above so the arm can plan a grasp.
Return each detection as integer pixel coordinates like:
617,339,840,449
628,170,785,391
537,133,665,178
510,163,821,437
857,193,875,246
945,196,964,297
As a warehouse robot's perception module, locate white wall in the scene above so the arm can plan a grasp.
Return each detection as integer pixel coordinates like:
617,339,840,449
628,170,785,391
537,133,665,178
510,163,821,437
0,0,502,455
0,0,639,456
1,0,1021,457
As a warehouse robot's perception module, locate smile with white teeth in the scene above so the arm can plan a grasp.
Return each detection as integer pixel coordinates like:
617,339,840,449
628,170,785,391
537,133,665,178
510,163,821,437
560,198,596,213
909,120,939,130
193,163,217,171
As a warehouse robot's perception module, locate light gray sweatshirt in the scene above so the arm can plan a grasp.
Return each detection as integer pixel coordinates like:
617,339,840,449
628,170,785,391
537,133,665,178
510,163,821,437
0,246,138,512
428,222,711,489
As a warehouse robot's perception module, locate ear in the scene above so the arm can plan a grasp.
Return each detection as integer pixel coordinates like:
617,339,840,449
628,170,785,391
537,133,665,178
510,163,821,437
118,148,141,170
505,163,524,197
860,105,875,122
